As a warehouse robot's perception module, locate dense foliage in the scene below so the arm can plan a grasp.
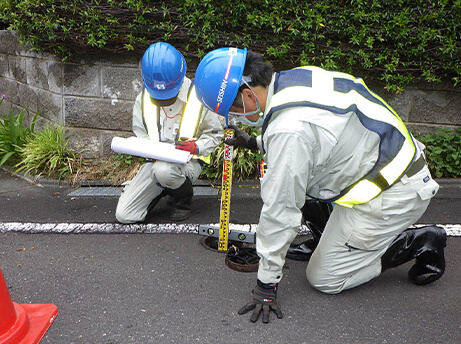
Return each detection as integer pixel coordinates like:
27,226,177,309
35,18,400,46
415,128,461,178
1,0,460,92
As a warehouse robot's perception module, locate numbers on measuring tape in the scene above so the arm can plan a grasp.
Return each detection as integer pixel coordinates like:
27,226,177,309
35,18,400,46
218,129,234,251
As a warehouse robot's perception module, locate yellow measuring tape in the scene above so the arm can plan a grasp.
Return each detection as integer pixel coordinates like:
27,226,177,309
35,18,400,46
218,129,234,251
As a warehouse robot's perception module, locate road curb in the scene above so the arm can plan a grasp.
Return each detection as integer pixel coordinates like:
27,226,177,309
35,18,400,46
1,222,460,236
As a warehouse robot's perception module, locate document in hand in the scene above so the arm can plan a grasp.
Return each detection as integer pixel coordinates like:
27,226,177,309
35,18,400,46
111,137,192,164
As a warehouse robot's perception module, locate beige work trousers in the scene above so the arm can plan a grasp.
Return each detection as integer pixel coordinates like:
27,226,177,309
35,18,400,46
115,160,201,224
306,165,439,294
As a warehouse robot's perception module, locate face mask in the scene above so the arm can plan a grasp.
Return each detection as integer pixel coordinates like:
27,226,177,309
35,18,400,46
233,113,265,127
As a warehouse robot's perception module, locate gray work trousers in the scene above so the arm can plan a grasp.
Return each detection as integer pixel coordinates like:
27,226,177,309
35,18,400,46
306,165,439,294
115,160,201,224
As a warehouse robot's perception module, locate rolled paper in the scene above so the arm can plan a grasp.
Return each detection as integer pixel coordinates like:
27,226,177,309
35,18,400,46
111,137,192,164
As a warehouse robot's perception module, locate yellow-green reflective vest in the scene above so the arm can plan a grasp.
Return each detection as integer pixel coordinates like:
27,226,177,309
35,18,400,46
141,85,211,165
262,66,417,208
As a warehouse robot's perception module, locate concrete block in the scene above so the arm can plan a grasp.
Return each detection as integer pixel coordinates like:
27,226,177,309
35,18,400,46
0,30,20,54
0,99,9,115
63,63,100,97
0,30,36,57
17,83,39,113
0,102,23,118
386,91,412,122
0,54,9,78
36,89,63,123
67,128,102,158
9,55,27,84
101,67,142,101
64,96,132,131
48,60,63,93
0,77,19,104
407,123,455,136
408,79,461,92
26,57,50,89
409,90,461,125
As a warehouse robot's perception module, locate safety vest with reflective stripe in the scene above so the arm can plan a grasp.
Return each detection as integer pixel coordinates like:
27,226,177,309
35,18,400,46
141,85,211,165
262,66,417,208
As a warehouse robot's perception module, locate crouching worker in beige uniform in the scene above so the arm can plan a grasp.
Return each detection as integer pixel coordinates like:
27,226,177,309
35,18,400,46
116,43,223,223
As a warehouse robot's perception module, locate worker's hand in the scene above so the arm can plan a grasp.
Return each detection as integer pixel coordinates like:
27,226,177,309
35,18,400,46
224,125,258,150
175,140,198,154
238,280,283,324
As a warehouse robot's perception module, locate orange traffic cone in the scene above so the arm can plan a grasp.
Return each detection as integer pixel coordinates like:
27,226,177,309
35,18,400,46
0,267,58,344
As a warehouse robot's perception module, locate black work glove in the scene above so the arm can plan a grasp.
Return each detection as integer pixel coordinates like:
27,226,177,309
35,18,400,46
224,125,258,150
238,280,283,324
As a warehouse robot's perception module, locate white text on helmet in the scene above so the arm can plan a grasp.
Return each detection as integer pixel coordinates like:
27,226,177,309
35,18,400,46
216,79,228,104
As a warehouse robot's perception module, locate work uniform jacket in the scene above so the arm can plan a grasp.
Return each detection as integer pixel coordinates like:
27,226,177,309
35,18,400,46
256,67,428,284
116,77,222,224
132,77,223,162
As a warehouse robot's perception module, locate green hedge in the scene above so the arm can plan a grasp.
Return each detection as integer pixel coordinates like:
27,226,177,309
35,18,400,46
1,0,460,92
415,128,461,178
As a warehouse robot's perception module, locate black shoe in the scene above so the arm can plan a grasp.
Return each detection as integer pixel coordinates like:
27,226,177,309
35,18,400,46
408,227,446,285
286,201,332,261
167,178,193,222
381,225,447,285
286,238,318,261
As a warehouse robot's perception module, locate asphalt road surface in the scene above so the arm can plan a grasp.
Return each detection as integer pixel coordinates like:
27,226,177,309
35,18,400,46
1,168,460,344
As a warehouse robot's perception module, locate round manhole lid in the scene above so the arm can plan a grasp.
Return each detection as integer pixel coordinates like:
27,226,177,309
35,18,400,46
225,246,259,272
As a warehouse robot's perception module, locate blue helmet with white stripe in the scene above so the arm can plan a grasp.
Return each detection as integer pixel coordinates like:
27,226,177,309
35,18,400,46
194,47,247,121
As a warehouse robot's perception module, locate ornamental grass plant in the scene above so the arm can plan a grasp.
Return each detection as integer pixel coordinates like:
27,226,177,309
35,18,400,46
15,123,77,180
0,96,38,167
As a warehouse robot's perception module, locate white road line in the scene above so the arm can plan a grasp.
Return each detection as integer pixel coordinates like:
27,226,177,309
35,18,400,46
0,222,460,236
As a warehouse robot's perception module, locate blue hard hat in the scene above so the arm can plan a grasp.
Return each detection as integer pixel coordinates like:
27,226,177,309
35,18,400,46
194,47,247,120
141,42,186,100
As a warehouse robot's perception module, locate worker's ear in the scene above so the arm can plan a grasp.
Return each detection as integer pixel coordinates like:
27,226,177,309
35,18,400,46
241,88,253,100
242,88,259,108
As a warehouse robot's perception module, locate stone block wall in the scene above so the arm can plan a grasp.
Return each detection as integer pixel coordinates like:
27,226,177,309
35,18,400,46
385,80,461,135
0,30,141,157
1,30,460,158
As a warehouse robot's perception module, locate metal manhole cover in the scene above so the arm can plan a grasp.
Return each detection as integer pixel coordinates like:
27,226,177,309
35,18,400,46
67,187,122,197
67,186,218,197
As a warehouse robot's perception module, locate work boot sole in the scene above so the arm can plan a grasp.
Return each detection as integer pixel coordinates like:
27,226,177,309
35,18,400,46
408,262,445,285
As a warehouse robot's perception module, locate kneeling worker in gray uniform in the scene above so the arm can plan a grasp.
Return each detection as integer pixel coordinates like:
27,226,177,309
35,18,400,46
116,43,223,223
193,47,446,324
